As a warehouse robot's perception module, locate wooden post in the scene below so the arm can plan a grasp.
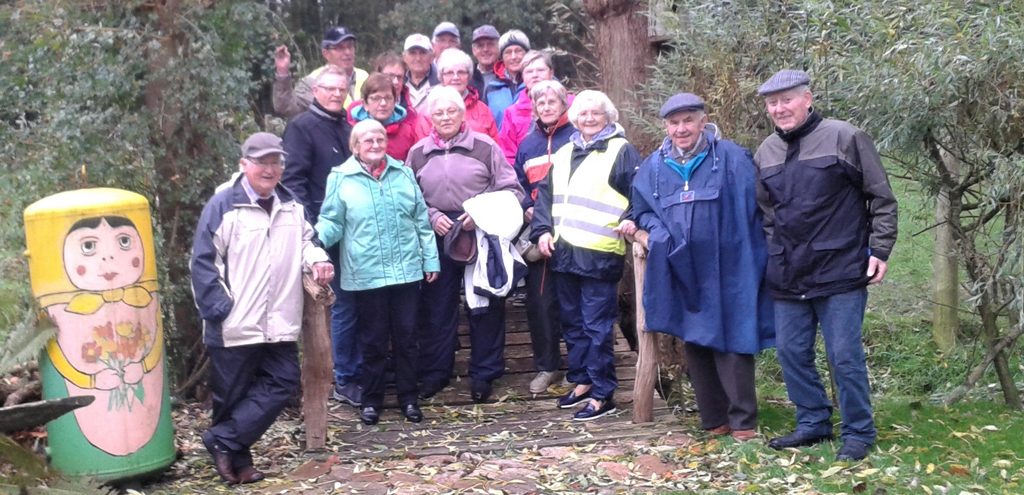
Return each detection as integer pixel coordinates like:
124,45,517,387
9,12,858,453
631,230,658,423
301,274,335,451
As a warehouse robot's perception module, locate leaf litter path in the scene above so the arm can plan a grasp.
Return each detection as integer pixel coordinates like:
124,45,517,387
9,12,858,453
144,303,785,494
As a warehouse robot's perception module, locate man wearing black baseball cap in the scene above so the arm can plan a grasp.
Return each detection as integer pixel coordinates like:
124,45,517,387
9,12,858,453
273,26,369,119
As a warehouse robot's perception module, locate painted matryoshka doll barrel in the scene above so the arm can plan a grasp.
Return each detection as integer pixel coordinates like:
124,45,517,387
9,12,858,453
24,188,174,480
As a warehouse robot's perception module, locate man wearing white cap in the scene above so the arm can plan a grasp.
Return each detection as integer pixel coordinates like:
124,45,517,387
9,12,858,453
403,33,440,115
272,26,369,119
753,69,898,461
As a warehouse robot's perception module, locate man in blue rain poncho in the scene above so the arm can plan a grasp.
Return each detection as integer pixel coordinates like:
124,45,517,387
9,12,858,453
631,93,775,441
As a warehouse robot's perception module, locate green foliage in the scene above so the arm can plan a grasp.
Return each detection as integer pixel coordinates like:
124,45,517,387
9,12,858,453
0,0,286,390
0,309,54,375
645,0,1024,404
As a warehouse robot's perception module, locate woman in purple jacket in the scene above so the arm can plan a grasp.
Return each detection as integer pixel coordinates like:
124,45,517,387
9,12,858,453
405,86,525,404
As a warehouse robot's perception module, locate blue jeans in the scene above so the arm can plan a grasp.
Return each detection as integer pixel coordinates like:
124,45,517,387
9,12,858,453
554,272,618,401
329,248,360,386
774,288,876,445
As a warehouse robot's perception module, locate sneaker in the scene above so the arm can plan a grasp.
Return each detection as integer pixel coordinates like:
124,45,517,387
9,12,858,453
511,291,527,307
332,382,362,407
529,371,557,394
557,388,591,409
836,439,871,461
573,399,616,421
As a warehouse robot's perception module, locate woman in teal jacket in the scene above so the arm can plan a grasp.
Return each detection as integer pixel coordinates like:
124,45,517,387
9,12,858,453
316,119,440,426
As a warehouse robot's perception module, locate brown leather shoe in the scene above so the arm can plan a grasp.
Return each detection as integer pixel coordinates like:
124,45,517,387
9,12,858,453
731,429,758,442
706,424,731,436
201,431,239,484
236,465,266,484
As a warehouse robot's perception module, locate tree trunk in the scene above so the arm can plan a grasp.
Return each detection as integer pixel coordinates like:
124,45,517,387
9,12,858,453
931,182,959,353
978,289,1022,409
582,0,655,145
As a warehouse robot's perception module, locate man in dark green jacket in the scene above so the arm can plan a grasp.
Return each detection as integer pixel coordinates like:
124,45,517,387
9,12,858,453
753,69,898,462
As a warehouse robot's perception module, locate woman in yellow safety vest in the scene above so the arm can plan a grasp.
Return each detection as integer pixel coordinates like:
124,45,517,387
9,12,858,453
530,90,642,421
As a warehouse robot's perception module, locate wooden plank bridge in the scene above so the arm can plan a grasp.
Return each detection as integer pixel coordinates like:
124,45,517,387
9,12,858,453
300,236,679,458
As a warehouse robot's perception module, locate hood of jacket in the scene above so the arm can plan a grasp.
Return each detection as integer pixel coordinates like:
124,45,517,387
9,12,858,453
570,122,626,150
346,100,410,127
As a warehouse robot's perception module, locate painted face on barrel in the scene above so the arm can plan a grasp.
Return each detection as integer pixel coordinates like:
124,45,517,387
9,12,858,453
64,218,144,291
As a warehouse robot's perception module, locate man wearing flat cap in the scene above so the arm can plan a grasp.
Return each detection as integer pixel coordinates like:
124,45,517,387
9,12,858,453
191,132,333,484
753,70,897,461
273,26,370,119
632,93,775,442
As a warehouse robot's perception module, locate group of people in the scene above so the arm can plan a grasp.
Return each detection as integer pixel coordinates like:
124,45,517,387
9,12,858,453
188,20,898,486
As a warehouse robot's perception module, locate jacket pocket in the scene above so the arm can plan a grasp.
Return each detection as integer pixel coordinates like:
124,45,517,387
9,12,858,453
765,241,787,288
811,234,866,283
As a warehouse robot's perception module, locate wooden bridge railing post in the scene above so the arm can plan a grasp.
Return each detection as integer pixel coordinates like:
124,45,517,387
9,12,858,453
630,230,658,423
301,274,335,451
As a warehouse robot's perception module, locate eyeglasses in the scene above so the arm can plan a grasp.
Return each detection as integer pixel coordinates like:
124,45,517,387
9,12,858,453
383,73,404,82
431,108,461,119
441,69,470,79
317,85,346,94
359,137,386,146
367,94,395,104
245,156,285,169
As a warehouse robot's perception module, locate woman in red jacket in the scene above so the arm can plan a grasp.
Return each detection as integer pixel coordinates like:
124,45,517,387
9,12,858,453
416,49,499,140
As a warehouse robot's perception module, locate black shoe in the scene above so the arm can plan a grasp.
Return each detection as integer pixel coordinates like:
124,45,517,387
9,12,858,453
201,431,239,485
402,403,423,423
332,382,362,407
768,429,834,450
471,380,493,403
572,400,616,421
360,406,380,425
557,388,591,409
418,380,447,400
836,439,871,461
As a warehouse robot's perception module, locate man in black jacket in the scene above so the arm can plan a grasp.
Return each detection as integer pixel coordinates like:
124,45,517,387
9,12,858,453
281,65,361,407
753,69,898,462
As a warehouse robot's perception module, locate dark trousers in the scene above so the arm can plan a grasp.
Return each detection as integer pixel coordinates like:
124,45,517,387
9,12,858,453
328,247,360,385
355,282,420,408
525,259,562,372
684,342,757,430
419,237,507,388
207,342,299,452
554,272,618,401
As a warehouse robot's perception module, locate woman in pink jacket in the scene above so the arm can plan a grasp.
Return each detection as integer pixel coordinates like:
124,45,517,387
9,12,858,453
497,50,560,166
416,49,498,140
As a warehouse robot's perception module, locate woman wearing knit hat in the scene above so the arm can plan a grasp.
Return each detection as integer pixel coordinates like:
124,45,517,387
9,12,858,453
485,29,531,128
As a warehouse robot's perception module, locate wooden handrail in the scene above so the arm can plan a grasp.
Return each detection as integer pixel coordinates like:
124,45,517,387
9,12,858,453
300,273,335,451
628,230,658,423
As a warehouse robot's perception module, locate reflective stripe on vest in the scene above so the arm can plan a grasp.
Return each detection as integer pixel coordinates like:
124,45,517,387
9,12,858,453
550,137,629,255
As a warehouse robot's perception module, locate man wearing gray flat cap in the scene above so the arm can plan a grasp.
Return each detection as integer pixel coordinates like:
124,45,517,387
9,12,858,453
752,70,898,461
632,93,775,442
